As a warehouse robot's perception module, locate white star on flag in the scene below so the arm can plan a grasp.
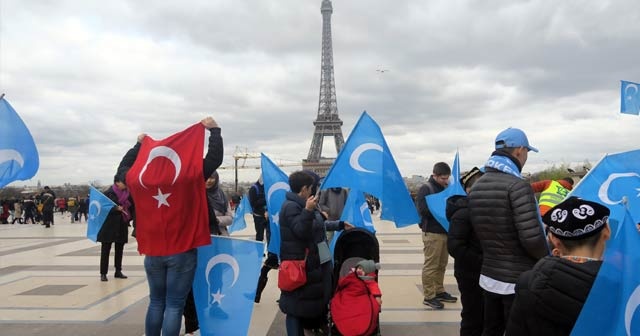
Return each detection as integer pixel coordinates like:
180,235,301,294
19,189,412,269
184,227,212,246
152,188,171,208
211,289,225,305
272,212,280,226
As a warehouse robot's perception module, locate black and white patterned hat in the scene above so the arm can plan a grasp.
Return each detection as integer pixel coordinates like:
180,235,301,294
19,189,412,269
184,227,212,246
542,196,610,240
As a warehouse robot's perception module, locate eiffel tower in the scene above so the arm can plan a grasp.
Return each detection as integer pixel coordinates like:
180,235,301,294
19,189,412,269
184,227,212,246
302,0,345,176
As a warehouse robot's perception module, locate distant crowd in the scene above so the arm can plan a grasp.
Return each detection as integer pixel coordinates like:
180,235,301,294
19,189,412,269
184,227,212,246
0,187,89,225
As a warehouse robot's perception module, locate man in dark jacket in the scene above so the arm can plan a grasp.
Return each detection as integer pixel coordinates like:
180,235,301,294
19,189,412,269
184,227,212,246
469,127,549,335
249,177,269,241
415,162,458,309
506,196,611,336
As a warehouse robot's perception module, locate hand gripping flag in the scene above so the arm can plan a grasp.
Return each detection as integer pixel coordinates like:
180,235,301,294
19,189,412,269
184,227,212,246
229,194,251,234
0,95,39,188
425,151,466,231
330,189,375,254
126,123,210,256
261,153,290,255
322,111,419,228
569,149,640,227
193,236,264,336
571,205,640,336
621,80,640,115
86,186,116,242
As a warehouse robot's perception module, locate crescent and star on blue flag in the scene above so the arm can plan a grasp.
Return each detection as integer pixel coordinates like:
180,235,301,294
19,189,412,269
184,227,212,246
192,236,264,336
621,80,640,116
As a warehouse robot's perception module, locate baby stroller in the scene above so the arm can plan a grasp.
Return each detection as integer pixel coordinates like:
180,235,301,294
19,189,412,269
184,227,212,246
328,228,381,336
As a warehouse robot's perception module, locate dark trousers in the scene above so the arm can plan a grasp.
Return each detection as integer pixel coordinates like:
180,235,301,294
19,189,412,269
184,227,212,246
24,212,35,224
253,214,270,242
43,210,54,227
183,289,199,333
455,273,484,336
482,290,515,336
100,242,124,275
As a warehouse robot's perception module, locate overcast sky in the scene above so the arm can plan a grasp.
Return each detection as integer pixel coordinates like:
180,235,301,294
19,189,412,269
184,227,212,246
1,0,639,187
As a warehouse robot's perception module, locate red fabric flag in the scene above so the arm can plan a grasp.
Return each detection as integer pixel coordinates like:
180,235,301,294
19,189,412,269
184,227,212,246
126,123,210,256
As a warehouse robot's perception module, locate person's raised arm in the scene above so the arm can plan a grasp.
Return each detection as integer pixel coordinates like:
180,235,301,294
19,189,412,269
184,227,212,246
117,133,146,174
201,117,224,179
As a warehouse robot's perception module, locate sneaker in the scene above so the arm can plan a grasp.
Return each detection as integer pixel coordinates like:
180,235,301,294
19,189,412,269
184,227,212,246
436,291,458,303
422,297,444,309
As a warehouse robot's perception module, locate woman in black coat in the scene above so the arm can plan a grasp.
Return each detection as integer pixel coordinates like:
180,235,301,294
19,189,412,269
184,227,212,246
97,172,133,281
278,171,350,335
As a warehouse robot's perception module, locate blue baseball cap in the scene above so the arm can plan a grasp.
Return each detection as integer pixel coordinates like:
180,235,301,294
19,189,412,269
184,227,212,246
495,127,539,152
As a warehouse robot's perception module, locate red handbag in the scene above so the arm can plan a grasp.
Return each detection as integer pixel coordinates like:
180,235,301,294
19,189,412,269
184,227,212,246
278,249,308,291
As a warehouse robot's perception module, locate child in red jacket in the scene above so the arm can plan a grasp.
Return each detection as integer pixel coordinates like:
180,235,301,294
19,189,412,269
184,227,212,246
354,260,382,305
330,259,382,336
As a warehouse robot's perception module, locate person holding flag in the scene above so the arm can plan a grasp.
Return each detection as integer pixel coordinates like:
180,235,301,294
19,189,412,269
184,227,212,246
97,171,133,282
119,117,223,336
278,170,353,335
416,162,458,309
506,196,611,336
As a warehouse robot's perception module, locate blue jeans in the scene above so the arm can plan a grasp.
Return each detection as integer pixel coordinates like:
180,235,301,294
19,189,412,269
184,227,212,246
286,314,304,336
144,249,197,336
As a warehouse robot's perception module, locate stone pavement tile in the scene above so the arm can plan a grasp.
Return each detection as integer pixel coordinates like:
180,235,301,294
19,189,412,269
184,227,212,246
0,212,467,336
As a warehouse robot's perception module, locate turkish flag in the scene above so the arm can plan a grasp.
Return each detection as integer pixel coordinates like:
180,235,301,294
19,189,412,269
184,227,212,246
126,123,210,256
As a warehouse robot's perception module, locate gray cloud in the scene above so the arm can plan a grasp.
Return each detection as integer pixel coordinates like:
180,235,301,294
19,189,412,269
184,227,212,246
1,0,638,186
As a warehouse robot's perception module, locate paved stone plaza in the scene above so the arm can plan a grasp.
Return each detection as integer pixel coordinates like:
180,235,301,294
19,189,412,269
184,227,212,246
0,212,461,335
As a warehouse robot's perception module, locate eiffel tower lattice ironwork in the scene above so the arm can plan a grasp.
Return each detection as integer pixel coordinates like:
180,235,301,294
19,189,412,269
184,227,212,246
303,0,345,175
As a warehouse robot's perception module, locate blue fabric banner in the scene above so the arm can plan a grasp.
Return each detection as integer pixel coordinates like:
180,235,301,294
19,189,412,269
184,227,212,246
0,96,39,188
193,236,264,336
425,151,466,231
321,111,419,227
229,194,251,234
621,80,640,115
571,206,640,335
569,149,640,226
330,189,375,255
261,153,290,255
86,186,116,242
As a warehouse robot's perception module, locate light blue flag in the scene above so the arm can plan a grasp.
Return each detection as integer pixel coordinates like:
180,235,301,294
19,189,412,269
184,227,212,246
621,80,640,115
322,111,419,228
571,206,640,336
425,151,466,232
261,153,290,255
0,95,39,188
86,186,116,242
229,194,251,234
330,189,375,255
193,236,264,336
569,149,640,227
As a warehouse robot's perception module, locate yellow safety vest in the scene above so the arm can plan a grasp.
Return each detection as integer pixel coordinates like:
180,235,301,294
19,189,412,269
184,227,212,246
539,180,569,210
